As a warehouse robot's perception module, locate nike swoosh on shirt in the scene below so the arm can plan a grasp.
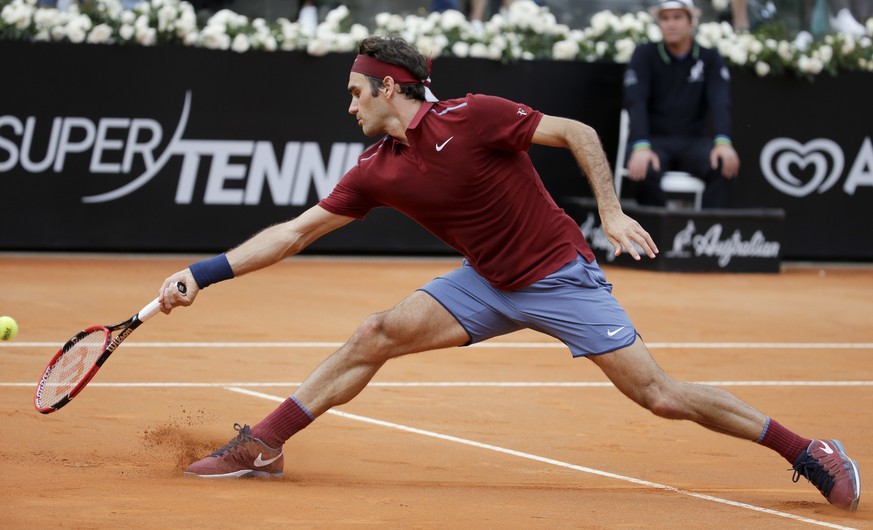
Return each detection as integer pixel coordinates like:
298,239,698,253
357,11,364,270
254,452,283,467
607,327,626,337
436,136,454,151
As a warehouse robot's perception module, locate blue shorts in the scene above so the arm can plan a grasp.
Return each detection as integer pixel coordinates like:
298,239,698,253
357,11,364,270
418,256,636,357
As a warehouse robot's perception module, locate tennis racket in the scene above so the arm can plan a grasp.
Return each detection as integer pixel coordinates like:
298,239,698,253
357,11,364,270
34,282,186,414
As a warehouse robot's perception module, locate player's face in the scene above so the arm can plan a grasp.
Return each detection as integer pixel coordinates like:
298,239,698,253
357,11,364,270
657,9,694,46
348,72,389,137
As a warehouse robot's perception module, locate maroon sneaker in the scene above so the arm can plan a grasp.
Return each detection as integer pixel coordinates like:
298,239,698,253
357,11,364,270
792,439,860,511
184,424,284,479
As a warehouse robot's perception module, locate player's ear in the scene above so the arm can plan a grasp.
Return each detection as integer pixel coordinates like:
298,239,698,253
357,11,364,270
381,77,395,98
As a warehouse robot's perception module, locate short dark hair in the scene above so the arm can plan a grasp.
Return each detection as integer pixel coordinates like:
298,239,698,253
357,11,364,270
358,36,427,101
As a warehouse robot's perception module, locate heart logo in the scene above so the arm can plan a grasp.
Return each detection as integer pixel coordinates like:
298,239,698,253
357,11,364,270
760,138,844,197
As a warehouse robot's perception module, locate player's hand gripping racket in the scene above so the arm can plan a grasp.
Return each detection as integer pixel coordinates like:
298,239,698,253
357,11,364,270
34,282,186,414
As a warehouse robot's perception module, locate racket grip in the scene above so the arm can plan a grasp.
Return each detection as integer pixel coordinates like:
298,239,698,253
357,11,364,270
138,298,163,322
140,282,187,322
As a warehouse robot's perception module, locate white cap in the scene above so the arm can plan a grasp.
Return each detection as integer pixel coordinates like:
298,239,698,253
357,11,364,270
649,0,701,16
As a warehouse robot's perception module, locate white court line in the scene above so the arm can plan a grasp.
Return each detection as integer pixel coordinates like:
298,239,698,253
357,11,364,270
225,386,857,530
3,341,873,349
2,381,873,388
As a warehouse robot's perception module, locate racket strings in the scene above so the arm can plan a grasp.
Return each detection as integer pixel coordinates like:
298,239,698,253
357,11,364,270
38,329,109,406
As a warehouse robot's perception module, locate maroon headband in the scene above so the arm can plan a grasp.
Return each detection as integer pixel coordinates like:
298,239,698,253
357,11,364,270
351,54,431,86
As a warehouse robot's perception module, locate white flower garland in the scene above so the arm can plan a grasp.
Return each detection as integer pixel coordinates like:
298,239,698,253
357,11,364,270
2,0,872,77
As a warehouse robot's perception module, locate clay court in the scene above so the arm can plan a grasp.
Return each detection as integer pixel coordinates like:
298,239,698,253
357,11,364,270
1,254,871,529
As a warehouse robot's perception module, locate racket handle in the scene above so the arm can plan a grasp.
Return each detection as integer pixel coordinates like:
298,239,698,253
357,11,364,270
139,281,187,322
138,298,163,322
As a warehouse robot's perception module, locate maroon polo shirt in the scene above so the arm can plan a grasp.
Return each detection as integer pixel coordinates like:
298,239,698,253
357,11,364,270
319,93,595,290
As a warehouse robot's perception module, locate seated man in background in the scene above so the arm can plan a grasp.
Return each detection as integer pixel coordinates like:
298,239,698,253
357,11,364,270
623,0,740,209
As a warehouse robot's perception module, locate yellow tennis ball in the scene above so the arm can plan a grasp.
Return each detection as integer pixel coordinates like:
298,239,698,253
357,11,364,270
0,316,18,341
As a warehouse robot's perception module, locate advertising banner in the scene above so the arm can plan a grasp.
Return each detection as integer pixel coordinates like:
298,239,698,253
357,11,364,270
730,69,873,260
1,42,870,260
565,199,784,273
1,42,398,252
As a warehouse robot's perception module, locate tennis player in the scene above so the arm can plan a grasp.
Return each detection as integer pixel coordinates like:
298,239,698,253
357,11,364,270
158,35,860,510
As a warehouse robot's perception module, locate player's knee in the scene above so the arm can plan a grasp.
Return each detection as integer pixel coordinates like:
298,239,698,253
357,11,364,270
646,396,684,420
641,384,687,420
346,312,395,363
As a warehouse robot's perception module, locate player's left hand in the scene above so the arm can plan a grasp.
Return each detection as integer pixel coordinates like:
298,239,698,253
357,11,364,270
600,209,658,260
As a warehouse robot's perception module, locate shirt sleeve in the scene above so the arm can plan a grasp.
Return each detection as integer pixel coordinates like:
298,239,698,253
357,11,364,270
317,165,377,220
705,50,733,140
467,94,543,151
623,44,652,145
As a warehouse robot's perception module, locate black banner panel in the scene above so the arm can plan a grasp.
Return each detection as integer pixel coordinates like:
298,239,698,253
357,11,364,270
1,41,871,260
729,69,873,260
565,199,784,273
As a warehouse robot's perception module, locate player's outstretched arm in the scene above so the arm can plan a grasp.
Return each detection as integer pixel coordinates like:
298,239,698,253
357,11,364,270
159,205,354,313
226,205,353,276
532,115,658,260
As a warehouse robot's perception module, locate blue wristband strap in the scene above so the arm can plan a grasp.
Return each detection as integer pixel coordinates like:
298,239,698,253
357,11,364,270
632,140,651,151
189,254,234,289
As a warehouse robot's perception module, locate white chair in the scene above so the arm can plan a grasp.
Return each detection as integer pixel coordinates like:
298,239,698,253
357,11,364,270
614,109,705,210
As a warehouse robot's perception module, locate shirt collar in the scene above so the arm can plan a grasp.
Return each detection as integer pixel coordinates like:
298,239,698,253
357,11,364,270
382,101,434,153
407,101,434,130
658,40,700,63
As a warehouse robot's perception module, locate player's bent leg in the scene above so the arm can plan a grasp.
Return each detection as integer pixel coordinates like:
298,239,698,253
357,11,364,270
294,290,469,416
587,335,766,440
184,291,468,479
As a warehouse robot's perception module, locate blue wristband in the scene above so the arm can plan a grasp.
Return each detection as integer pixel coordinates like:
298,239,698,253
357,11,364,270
189,254,234,289
632,140,652,151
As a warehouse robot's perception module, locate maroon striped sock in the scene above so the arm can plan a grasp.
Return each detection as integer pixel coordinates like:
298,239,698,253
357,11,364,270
756,417,812,464
251,396,314,449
